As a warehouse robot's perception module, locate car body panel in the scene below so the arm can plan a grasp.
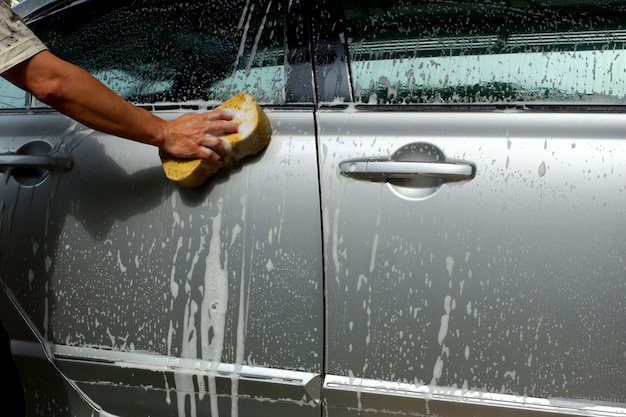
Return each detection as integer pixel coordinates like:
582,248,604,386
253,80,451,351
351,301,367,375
318,108,626,415
0,109,324,416
1,0,625,416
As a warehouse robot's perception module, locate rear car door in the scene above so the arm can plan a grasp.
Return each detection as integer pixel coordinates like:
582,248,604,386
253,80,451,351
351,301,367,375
0,1,323,416
316,1,626,416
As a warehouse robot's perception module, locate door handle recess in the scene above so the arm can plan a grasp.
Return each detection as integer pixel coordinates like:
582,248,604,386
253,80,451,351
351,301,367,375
0,153,74,173
339,159,475,182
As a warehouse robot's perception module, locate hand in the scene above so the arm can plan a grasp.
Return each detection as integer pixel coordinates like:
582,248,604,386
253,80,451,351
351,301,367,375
161,108,240,163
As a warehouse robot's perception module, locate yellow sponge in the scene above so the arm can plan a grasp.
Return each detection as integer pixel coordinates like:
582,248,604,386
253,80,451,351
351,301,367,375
160,94,272,188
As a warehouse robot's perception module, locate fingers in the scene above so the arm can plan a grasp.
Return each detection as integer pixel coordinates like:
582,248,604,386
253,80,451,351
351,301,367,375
204,109,240,136
161,109,241,161
206,108,236,121
197,145,224,165
200,135,234,164
205,120,240,137
199,110,239,161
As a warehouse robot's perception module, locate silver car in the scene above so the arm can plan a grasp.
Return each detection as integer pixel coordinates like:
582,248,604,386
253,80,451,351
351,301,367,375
1,0,624,416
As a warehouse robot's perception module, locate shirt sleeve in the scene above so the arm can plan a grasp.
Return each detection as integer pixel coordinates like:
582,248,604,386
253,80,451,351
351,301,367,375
0,2,47,74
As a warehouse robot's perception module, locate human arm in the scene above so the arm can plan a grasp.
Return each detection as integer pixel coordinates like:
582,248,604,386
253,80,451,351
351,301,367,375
1,50,239,162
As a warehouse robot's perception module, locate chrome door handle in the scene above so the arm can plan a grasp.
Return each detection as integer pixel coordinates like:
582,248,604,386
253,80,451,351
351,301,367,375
0,152,74,173
339,159,475,182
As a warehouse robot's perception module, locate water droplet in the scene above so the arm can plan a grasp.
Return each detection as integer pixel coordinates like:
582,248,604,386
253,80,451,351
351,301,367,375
538,161,547,177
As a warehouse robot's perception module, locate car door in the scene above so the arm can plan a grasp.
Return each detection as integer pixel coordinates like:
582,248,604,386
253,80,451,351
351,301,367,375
316,1,626,416
0,1,323,416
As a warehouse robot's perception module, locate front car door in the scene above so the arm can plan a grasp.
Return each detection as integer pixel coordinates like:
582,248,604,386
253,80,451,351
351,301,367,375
0,1,323,416
316,1,626,415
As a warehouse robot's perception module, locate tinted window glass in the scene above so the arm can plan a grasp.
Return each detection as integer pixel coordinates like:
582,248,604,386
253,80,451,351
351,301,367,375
30,0,284,105
343,0,626,105
0,78,26,109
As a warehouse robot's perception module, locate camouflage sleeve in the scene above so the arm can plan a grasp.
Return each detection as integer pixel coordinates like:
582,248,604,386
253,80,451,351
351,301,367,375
0,1,47,74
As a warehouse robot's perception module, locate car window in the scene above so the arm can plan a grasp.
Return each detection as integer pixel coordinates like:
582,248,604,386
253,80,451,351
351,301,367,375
29,0,285,105
0,78,27,109
343,0,626,105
